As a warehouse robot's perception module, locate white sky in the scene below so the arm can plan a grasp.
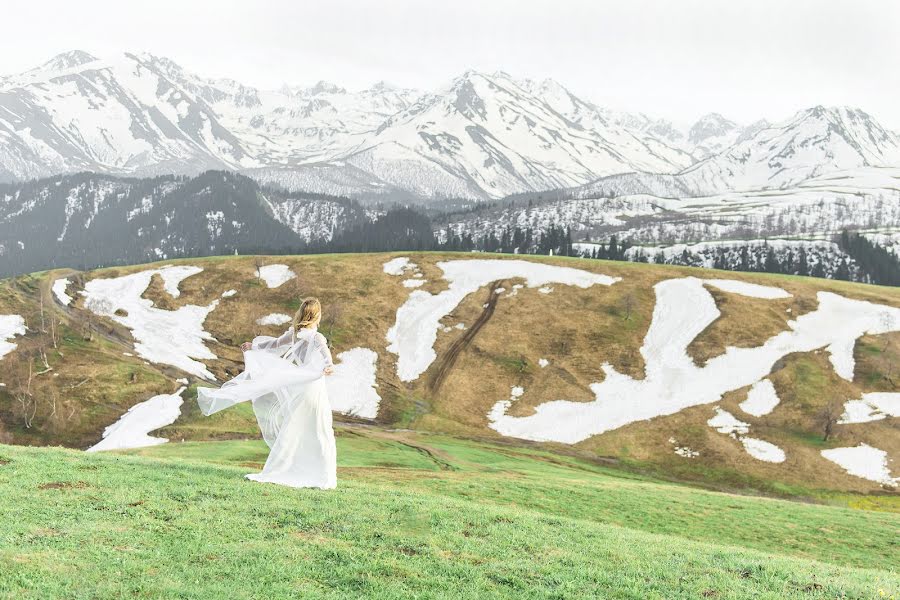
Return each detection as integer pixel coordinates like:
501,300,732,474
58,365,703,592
2,0,898,129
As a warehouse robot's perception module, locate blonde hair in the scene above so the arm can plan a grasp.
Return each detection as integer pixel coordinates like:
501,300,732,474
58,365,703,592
292,297,322,342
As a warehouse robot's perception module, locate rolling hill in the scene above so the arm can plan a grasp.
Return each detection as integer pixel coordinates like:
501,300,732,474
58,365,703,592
1,433,898,598
0,253,897,497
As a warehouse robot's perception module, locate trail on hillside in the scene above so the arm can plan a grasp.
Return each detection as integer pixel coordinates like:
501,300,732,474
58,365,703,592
428,280,504,394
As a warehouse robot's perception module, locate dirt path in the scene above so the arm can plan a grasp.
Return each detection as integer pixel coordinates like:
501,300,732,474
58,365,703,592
427,280,504,395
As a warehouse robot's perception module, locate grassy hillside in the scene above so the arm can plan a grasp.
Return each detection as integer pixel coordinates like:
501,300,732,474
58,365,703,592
1,433,898,599
0,252,898,495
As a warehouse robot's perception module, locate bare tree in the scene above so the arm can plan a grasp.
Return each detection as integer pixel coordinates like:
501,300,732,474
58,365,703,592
323,302,344,341
8,349,37,428
818,400,842,442
879,312,893,352
75,309,97,342
48,316,61,352
253,257,265,282
619,292,636,321
873,349,896,387
39,294,46,334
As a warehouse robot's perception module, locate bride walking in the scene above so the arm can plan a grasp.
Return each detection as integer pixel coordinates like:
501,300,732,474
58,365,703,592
197,298,337,489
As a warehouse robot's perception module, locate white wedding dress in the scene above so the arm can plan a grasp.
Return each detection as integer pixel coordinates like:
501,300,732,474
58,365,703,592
197,327,337,489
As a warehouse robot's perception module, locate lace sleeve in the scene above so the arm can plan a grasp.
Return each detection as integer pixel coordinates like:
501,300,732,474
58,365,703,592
314,333,334,367
252,328,294,353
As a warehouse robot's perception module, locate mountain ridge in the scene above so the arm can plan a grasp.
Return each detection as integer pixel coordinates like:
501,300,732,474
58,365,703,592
4,50,898,201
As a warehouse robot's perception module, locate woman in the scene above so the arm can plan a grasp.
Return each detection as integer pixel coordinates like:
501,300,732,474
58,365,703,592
198,298,337,489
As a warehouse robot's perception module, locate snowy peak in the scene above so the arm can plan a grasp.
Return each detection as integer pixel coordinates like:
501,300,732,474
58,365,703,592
35,50,100,72
678,104,900,194
308,80,347,95
795,105,900,164
353,69,694,199
688,113,738,145
687,113,741,157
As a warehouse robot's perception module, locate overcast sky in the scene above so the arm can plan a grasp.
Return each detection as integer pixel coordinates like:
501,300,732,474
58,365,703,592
2,0,898,128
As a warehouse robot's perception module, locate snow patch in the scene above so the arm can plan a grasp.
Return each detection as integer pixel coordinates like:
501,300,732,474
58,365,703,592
221,289,237,298
403,279,426,288
87,387,185,452
82,266,219,379
0,315,26,360
839,392,900,424
741,437,786,463
159,266,202,298
325,348,381,419
538,358,549,368
703,279,792,299
707,408,750,437
739,379,780,417
488,277,900,443
383,257,415,276
821,444,898,486
387,259,618,382
488,385,527,425
52,278,73,305
258,264,296,288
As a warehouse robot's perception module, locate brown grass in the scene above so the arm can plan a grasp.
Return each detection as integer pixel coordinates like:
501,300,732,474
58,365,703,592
1,253,899,492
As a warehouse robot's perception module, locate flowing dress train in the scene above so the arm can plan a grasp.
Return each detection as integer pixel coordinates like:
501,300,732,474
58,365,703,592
197,327,337,489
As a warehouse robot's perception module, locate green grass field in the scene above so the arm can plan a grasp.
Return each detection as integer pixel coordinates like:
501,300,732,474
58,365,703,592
2,429,898,599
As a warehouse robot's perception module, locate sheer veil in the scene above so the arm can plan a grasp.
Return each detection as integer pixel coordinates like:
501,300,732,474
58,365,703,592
197,328,328,445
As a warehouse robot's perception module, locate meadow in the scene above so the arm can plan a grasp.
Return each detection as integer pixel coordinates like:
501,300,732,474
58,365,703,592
1,428,898,599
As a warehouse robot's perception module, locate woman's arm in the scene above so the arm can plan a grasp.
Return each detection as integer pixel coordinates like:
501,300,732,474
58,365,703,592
315,333,335,375
241,328,294,352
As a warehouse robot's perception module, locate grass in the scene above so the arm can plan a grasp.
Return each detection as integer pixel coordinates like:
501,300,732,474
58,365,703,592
1,434,898,599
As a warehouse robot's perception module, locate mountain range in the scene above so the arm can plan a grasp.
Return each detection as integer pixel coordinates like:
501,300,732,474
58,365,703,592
4,51,899,201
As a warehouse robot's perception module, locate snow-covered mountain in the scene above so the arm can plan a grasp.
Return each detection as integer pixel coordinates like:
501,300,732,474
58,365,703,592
572,106,900,200
0,51,696,199
679,106,900,194
332,71,695,199
2,51,900,203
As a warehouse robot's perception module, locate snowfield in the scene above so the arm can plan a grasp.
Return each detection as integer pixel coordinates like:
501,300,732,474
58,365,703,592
87,387,186,452
325,348,381,419
82,266,220,380
0,314,26,360
52,278,73,305
488,276,900,444
386,258,619,382
821,444,898,486
258,264,296,288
